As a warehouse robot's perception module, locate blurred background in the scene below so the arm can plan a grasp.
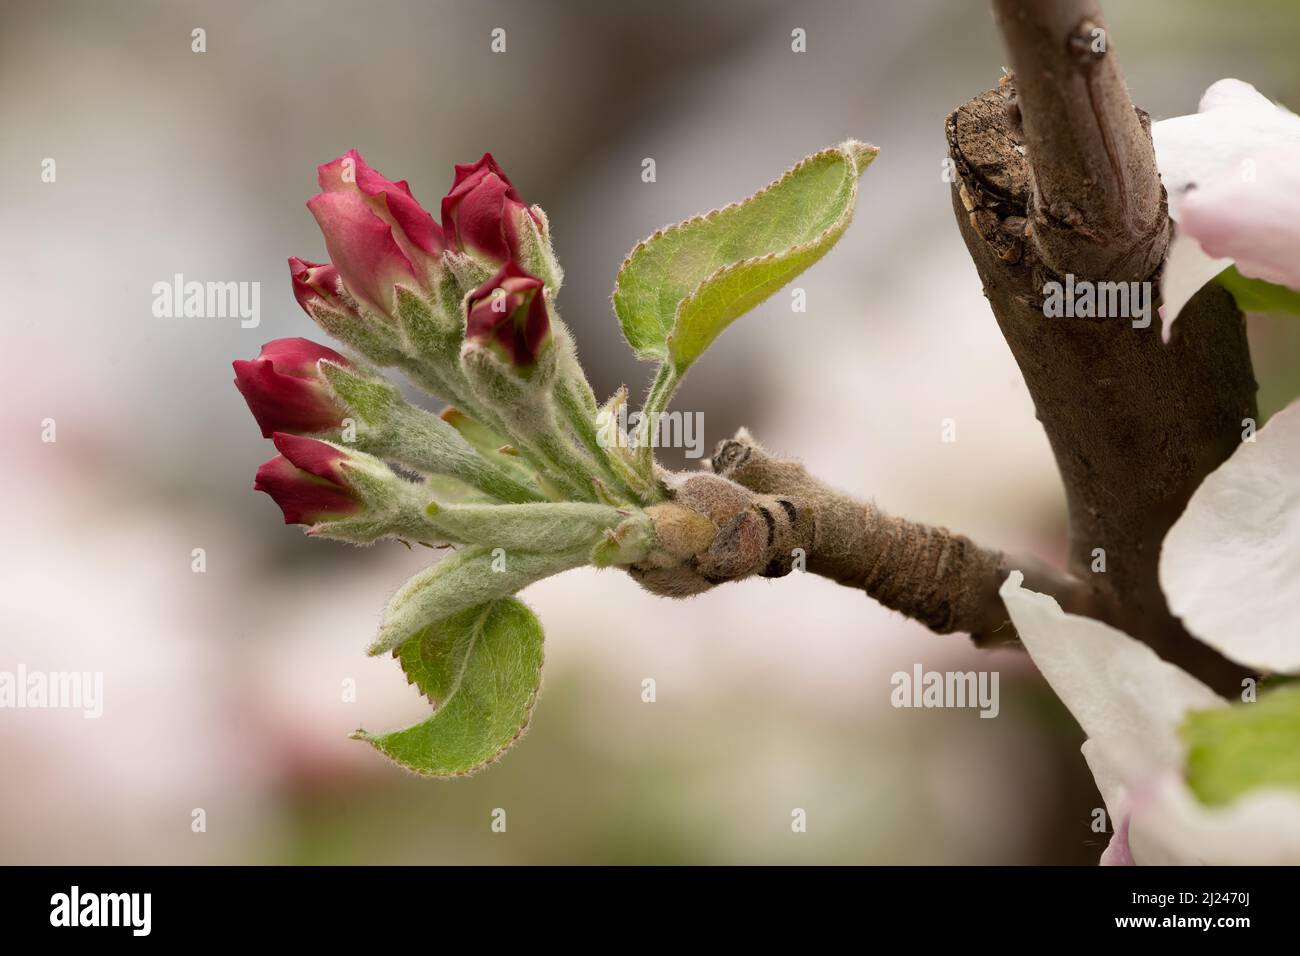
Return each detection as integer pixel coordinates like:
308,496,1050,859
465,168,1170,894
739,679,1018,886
3,0,1299,865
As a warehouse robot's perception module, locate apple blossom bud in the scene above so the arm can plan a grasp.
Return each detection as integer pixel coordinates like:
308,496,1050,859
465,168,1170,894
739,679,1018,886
287,257,407,367
465,262,553,368
307,150,444,318
318,149,445,267
441,153,540,265
233,337,351,438
288,257,351,316
254,434,362,525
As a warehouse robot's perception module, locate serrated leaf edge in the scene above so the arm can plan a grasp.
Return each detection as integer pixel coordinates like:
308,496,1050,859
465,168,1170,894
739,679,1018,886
665,201,858,370
611,140,878,357
351,597,545,779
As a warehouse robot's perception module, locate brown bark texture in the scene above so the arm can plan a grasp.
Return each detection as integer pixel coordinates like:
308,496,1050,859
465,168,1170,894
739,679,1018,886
944,0,1258,692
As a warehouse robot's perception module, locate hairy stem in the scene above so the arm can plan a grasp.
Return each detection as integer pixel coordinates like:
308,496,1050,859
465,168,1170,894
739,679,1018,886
630,431,1088,645
712,433,1089,641
636,363,678,475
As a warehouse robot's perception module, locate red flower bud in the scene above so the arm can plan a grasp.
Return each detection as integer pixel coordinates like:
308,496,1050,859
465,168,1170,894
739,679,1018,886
307,150,444,317
288,257,353,317
465,262,552,367
441,153,540,264
254,433,361,526
233,337,351,438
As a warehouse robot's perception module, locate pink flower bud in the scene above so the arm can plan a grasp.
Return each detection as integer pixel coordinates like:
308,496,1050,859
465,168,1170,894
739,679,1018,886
307,150,444,317
288,257,353,317
233,338,351,438
1180,143,1300,292
441,153,540,264
254,433,361,526
465,262,552,368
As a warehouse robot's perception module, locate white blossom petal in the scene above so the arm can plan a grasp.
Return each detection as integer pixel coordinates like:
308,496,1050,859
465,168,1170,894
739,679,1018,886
1158,229,1233,342
1197,77,1278,114
1160,399,1300,673
1151,79,1300,335
1080,733,1153,827
1083,738,1300,865
999,572,1226,764
1098,816,1135,866
1152,79,1300,221
1127,771,1300,865
1181,143,1300,292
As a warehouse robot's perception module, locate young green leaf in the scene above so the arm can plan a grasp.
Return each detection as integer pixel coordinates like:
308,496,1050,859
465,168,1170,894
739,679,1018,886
613,140,877,378
352,598,544,777
368,545,588,655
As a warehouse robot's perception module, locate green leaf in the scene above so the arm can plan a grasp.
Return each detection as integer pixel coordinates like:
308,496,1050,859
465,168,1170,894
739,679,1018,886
1182,683,1300,806
613,140,877,378
368,545,588,655
353,598,544,777
1216,266,1300,316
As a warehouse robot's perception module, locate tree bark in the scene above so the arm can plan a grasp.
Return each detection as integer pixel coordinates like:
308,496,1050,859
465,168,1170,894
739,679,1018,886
945,0,1258,693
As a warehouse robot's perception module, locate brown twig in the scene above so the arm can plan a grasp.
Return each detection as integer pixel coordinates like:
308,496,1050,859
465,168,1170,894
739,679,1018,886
630,431,1090,646
990,0,1167,280
947,0,1257,694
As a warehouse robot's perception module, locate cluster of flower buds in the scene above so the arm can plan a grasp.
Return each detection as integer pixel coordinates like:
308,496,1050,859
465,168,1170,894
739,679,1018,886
284,149,561,374
235,337,356,526
232,343,434,539
231,138,878,776
445,158,563,404
235,149,640,542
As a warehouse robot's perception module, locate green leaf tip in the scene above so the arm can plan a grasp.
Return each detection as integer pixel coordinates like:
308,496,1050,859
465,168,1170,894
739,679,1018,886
354,598,545,777
612,138,876,380
841,139,880,176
